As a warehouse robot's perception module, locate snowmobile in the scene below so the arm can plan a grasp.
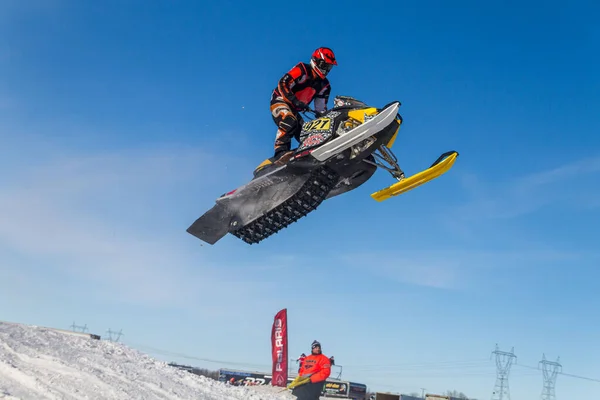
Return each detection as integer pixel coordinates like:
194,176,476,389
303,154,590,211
187,95,458,245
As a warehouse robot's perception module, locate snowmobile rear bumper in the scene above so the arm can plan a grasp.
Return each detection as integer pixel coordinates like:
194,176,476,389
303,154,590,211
370,151,459,201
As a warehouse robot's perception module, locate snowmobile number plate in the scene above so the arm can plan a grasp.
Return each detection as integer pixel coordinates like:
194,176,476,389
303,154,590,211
298,131,331,151
298,117,333,151
302,118,332,132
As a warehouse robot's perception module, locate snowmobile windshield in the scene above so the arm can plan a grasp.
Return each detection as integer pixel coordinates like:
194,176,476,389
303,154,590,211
332,96,369,110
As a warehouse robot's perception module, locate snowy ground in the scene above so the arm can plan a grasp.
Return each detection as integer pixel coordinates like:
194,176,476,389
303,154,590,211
0,321,296,400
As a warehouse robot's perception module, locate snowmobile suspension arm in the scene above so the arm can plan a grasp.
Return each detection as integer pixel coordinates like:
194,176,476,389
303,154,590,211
363,146,405,180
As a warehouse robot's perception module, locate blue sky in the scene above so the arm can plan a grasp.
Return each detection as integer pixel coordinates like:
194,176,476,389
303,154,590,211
1,0,599,398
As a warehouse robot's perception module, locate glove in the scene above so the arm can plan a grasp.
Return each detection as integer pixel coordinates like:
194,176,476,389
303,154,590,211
293,98,309,112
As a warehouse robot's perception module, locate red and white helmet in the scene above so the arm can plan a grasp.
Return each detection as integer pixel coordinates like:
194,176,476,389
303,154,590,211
310,47,337,78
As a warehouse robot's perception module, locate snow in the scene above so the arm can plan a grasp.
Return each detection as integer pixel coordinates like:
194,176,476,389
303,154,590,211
0,321,295,400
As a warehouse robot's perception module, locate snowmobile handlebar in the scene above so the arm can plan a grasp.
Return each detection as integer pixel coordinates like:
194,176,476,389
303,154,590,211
301,108,320,118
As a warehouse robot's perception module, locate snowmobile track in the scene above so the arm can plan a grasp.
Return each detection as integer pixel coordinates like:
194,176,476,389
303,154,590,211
232,166,340,244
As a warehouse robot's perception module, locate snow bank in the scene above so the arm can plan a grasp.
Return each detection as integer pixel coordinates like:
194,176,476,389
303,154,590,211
0,321,295,400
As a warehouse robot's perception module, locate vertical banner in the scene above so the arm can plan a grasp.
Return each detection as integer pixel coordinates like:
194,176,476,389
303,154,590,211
271,308,288,387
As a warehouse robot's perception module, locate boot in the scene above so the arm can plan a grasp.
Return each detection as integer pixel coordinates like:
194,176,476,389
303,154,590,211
274,150,294,166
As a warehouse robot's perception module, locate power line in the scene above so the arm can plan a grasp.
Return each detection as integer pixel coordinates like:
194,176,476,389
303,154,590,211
349,361,492,373
121,340,600,387
130,342,272,371
515,363,600,383
343,359,491,368
559,371,600,383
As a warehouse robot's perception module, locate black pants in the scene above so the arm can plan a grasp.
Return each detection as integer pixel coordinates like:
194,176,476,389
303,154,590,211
291,381,323,400
270,94,303,157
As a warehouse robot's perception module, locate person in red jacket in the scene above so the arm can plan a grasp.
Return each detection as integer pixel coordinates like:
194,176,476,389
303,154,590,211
298,353,306,373
292,340,331,400
270,47,337,164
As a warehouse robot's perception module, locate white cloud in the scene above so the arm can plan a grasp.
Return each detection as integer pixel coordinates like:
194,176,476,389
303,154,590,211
453,155,600,220
0,140,273,311
337,247,600,292
336,252,462,290
372,260,460,289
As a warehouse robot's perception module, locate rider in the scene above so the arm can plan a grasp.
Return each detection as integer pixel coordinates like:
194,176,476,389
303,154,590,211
270,47,337,163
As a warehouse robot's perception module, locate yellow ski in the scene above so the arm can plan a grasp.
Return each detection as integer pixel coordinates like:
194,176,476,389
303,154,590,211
370,151,459,202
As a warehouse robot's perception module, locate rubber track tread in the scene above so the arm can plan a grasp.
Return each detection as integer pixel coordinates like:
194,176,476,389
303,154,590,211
232,166,339,244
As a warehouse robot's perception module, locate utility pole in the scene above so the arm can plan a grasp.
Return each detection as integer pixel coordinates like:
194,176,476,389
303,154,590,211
539,354,561,400
70,321,88,333
106,328,123,342
490,344,516,400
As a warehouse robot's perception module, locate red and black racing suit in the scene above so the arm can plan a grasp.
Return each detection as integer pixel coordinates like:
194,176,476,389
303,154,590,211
271,62,331,158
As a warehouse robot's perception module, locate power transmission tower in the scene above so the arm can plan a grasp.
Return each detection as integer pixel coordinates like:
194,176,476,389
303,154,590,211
106,328,124,342
539,354,561,400
70,321,88,333
490,344,516,400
